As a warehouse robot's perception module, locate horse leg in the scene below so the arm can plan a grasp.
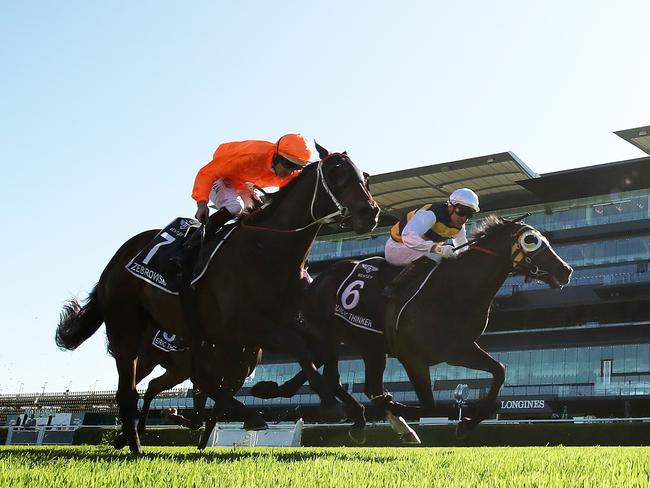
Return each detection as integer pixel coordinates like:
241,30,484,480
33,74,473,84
448,342,505,437
134,350,161,438
113,348,141,454
318,338,366,444
197,390,233,450
139,367,188,436
258,325,344,422
399,357,438,418
250,369,309,399
188,387,207,430
370,356,435,445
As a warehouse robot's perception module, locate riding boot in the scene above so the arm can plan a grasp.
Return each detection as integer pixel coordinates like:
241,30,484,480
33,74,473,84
170,208,234,276
382,256,437,299
176,207,235,345
204,207,234,238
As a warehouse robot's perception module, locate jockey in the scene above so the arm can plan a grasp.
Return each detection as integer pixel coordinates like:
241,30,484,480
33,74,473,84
174,133,314,348
383,188,480,299
193,133,314,233
174,133,314,270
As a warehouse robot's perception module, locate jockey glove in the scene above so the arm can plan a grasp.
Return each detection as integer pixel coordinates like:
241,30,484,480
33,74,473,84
433,245,456,259
195,201,209,224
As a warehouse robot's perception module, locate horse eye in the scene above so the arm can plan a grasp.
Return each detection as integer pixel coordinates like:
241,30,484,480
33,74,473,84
329,164,349,186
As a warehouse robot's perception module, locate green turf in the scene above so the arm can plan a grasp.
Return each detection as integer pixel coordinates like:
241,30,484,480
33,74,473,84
1,445,649,487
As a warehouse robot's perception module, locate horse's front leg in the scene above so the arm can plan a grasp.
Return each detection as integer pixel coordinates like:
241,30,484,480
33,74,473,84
447,342,505,437
362,354,419,445
254,318,344,423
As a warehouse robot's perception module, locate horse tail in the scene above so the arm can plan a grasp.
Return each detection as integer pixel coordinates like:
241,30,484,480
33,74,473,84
55,285,103,351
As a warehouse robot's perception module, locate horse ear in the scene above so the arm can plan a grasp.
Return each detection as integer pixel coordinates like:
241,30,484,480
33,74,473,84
342,151,347,155
314,140,329,160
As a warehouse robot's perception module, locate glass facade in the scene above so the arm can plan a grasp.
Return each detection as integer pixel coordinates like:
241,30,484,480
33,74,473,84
241,185,650,414
309,188,650,264
239,343,650,406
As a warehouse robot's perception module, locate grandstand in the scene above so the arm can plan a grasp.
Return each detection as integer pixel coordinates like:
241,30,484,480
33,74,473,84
3,125,650,427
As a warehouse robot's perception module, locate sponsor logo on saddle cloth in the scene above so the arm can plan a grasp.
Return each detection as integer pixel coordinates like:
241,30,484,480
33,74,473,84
125,217,236,294
152,330,188,353
334,257,387,334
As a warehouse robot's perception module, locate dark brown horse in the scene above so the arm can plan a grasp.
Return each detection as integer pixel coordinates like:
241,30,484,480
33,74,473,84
55,147,380,454
252,216,573,443
134,328,265,449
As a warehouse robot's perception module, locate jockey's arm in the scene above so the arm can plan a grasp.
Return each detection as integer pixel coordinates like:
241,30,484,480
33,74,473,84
401,209,437,252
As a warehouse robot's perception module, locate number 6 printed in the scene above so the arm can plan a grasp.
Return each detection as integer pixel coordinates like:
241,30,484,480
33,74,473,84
341,280,364,310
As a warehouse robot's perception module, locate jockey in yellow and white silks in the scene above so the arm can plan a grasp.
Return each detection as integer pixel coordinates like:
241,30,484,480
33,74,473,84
383,188,480,299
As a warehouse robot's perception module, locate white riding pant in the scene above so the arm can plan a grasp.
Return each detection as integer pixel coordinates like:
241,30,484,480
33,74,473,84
384,239,442,267
208,178,255,217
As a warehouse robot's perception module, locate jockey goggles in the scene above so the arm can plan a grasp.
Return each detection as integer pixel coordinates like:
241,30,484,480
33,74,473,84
275,154,304,172
453,204,475,218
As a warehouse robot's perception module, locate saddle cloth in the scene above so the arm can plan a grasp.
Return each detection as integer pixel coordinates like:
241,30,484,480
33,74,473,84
334,257,399,334
152,329,189,353
125,217,237,294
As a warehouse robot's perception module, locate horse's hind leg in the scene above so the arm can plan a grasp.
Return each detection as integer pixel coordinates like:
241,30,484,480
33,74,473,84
113,348,141,454
138,366,188,437
134,349,160,437
107,311,146,455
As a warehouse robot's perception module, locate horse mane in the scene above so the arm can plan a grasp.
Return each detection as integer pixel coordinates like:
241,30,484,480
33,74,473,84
244,155,344,219
471,214,508,240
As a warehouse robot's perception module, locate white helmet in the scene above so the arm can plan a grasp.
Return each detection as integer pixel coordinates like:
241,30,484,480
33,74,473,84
449,188,480,212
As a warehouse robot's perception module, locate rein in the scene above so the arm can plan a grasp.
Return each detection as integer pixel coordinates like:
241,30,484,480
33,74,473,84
239,156,349,233
466,245,498,257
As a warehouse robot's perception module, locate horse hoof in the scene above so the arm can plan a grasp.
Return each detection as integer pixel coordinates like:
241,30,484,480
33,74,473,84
455,417,474,439
129,446,144,456
243,415,268,431
321,402,345,423
400,431,421,445
249,381,280,399
113,433,127,450
348,426,366,445
197,434,210,450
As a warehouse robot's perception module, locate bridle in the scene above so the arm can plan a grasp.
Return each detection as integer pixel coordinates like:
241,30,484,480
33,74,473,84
509,225,551,280
240,154,366,233
462,217,552,280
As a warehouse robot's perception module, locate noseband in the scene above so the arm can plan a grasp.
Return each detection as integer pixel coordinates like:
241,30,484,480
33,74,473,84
468,225,551,280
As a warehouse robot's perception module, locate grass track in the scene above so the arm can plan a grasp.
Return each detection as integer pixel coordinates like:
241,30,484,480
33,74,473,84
1,445,650,487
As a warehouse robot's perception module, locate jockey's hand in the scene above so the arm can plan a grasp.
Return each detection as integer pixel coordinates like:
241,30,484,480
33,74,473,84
433,245,456,259
195,201,209,224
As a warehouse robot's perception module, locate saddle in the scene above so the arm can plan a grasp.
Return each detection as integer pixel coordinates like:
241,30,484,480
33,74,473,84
334,257,401,335
125,217,237,294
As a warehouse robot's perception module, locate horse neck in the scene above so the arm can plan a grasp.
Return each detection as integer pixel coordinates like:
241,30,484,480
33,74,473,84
243,171,324,262
441,242,512,310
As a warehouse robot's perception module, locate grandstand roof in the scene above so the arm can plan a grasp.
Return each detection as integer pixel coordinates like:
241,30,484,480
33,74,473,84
518,155,650,201
368,151,538,219
615,125,650,155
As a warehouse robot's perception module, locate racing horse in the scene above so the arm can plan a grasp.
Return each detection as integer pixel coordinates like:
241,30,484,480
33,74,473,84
251,215,573,442
134,328,265,449
55,146,379,454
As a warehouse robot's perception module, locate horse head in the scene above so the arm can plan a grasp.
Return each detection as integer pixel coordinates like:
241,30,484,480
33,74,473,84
472,216,573,289
314,142,380,235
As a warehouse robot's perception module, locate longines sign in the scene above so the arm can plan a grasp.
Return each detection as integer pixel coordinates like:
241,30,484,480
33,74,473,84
497,396,553,413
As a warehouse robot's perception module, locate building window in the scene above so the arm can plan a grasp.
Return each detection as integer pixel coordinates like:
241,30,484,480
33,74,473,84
601,359,612,385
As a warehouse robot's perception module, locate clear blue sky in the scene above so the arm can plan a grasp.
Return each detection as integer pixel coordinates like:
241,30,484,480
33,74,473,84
1,1,649,394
